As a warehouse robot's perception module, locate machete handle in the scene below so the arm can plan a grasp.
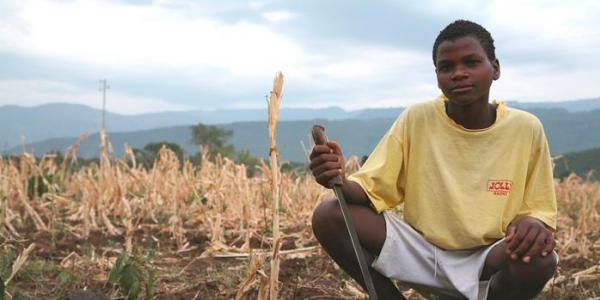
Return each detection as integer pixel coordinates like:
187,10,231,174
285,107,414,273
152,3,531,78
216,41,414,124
311,125,328,145
311,125,343,186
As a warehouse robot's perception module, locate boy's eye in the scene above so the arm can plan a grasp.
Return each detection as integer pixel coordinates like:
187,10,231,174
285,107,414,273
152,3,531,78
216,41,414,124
465,60,480,67
437,64,452,72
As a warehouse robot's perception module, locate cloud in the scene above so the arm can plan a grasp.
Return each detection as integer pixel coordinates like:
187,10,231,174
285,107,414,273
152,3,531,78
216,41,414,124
0,79,191,114
493,65,600,102
0,0,309,76
0,0,598,113
262,11,296,23
263,1,444,51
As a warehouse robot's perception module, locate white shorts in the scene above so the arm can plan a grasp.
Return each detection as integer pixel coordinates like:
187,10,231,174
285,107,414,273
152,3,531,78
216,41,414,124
371,211,503,300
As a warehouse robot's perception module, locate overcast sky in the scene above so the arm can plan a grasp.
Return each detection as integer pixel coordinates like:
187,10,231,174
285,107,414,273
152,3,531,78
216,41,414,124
0,0,599,114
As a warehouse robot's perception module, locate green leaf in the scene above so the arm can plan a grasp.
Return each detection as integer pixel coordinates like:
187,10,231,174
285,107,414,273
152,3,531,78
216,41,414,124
0,277,5,300
12,291,24,300
145,266,157,298
127,281,141,300
108,253,127,284
57,271,75,285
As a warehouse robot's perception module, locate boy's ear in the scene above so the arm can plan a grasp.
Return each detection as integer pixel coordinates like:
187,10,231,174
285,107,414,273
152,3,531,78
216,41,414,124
492,59,501,80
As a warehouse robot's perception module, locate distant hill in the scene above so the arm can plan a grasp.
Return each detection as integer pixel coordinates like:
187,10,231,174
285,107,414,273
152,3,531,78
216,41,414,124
554,147,600,180
1,96,599,149
0,103,396,149
7,118,395,163
508,97,600,112
530,108,600,155
7,107,600,162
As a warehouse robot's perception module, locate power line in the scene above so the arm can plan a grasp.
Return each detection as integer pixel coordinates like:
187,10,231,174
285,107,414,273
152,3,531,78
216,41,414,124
99,79,110,130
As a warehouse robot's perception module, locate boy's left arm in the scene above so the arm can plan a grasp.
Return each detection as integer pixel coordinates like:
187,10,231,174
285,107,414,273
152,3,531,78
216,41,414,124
505,123,558,263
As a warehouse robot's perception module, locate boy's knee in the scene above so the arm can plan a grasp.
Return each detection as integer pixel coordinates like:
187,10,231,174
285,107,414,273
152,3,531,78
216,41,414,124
491,253,557,299
509,252,557,287
311,199,343,240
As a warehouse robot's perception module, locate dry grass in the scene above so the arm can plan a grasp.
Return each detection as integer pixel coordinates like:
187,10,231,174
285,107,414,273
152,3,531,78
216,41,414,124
0,136,598,298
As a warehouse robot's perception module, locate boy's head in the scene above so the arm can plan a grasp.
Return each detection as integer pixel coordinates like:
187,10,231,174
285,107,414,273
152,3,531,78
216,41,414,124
433,20,500,105
432,20,496,66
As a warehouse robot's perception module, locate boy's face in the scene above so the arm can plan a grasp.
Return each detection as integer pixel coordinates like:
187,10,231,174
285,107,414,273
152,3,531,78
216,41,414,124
435,36,500,106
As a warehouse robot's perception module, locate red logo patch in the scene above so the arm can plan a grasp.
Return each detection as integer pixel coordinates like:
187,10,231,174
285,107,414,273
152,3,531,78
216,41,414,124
487,180,512,196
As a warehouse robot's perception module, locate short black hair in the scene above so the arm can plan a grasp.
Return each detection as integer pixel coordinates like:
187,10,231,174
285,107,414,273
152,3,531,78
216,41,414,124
432,20,496,66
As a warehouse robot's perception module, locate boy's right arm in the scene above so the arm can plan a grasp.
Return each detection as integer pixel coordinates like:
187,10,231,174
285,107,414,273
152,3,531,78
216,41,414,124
309,141,371,206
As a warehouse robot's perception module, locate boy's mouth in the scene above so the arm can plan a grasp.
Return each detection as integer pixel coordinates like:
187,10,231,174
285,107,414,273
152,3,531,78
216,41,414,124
452,85,474,94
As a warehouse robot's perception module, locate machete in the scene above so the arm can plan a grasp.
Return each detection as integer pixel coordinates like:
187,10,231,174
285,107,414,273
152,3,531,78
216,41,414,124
311,125,379,300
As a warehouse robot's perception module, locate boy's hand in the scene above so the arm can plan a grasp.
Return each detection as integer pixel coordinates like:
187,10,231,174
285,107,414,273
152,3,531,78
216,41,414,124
505,216,555,263
309,140,346,188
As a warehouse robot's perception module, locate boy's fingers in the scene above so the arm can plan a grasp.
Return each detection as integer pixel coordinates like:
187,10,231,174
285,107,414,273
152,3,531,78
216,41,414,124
541,233,556,256
505,225,516,242
316,169,341,187
327,141,344,156
312,161,343,177
522,233,547,263
310,145,333,159
505,226,521,251
506,225,530,255
327,142,344,163
327,140,346,177
309,153,341,170
511,227,539,258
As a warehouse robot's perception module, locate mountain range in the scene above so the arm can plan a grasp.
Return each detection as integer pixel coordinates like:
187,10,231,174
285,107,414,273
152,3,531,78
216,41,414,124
0,103,399,150
1,96,599,151
3,98,600,162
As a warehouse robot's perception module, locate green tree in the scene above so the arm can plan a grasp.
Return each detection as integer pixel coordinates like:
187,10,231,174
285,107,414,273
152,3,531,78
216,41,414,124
190,123,235,158
143,142,184,161
134,142,185,168
189,123,264,174
554,147,600,180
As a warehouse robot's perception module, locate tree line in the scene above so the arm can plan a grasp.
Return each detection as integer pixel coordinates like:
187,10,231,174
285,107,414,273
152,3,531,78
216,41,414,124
132,123,261,171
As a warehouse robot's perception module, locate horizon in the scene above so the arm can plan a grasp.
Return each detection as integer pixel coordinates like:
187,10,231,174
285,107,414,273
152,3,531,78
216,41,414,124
1,96,600,116
1,0,599,114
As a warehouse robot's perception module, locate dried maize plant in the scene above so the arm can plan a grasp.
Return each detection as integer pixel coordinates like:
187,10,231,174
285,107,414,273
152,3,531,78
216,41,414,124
236,164,253,251
155,147,189,250
554,175,600,260
95,129,123,237
197,154,275,257
9,154,48,232
58,133,89,185
0,157,11,238
278,174,326,249
546,174,600,290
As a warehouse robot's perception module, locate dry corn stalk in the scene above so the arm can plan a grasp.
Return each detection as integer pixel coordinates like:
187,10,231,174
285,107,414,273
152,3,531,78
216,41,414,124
235,253,263,300
4,243,35,286
267,71,284,300
257,269,270,300
60,133,88,183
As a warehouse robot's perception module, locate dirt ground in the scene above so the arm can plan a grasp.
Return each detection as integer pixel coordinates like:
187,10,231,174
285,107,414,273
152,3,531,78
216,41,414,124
1,225,598,300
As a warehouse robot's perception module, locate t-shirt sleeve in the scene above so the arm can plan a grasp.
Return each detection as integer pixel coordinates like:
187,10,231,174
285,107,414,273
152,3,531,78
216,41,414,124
517,121,558,230
347,114,406,213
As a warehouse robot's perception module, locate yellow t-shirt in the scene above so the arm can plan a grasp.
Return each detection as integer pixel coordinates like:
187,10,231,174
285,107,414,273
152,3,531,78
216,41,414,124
348,95,557,250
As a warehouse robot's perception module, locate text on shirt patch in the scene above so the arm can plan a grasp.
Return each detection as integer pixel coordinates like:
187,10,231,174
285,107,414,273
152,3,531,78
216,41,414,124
487,180,512,196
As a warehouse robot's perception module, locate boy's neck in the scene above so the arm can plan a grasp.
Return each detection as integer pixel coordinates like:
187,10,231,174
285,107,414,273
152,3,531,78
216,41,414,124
445,98,497,130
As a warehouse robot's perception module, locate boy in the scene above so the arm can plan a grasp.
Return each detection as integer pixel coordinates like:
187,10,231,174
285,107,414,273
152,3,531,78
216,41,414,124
310,20,558,299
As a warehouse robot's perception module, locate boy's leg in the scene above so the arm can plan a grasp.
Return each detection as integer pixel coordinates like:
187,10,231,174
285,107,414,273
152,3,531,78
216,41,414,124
481,241,557,299
312,198,406,299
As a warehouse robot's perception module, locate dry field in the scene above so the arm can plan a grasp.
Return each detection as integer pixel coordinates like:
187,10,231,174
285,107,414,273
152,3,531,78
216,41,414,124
0,131,599,299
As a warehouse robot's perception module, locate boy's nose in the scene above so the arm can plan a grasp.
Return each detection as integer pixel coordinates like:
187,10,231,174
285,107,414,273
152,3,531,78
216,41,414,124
451,67,469,81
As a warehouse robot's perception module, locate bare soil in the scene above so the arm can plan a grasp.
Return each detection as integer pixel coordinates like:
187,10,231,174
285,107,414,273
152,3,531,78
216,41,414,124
2,226,599,299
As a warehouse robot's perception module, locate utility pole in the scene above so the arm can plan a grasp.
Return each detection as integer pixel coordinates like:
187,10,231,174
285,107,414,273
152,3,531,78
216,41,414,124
99,79,110,130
